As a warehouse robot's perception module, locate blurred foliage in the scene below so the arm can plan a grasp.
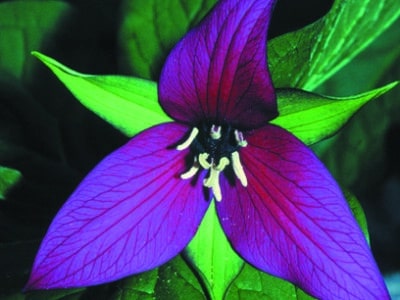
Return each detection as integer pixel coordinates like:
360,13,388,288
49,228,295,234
0,166,21,200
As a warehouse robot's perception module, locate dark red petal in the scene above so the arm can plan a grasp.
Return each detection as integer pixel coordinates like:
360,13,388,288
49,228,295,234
159,0,277,129
26,123,209,289
217,125,389,299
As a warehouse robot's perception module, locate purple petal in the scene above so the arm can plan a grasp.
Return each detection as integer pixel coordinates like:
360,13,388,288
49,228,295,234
26,123,209,290
159,0,277,129
217,125,389,299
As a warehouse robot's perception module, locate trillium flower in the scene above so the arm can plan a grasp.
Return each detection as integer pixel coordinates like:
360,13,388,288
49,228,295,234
27,0,389,298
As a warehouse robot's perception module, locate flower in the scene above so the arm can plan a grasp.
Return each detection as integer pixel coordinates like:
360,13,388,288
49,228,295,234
26,0,389,298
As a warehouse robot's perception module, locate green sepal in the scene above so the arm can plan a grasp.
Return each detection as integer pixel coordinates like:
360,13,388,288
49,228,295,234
184,201,244,300
272,82,399,145
32,51,170,137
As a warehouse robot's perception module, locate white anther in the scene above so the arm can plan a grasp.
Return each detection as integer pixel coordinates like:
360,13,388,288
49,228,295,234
231,151,248,187
234,130,248,147
210,124,222,140
180,164,200,179
198,153,211,169
176,127,199,151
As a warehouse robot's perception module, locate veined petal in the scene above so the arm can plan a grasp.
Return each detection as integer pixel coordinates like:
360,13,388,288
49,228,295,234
26,123,209,290
159,0,277,129
217,125,389,299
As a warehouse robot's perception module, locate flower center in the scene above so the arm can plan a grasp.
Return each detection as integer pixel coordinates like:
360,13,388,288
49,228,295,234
176,124,248,201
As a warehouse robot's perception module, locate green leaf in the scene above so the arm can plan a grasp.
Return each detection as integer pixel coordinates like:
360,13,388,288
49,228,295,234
32,52,171,137
155,256,205,299
109,269,159,300
119,0,217,79
315,18,400,96
0,166,21,200
268,0,400,90
0,0,70,82
271,82,399,145
185,201,244,300
225,264,315,300
108,256,205,300
313,19,400,188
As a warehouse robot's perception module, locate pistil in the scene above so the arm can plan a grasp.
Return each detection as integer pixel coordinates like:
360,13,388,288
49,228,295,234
203,157,229,202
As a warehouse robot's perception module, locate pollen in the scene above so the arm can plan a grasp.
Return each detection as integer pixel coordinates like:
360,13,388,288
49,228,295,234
178,125,248,201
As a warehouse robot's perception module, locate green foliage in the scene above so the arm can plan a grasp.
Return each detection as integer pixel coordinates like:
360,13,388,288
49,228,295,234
119,0,217,79
32,52,170,137
268,0,400,90
226,264,315,300
0,166,21,200
313,20,400,189
0,0,70,82
272,83,399,145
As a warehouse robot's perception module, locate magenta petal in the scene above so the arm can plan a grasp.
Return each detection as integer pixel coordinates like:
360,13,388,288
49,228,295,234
26,123,209,290
159,0,277,129
217,125,389,299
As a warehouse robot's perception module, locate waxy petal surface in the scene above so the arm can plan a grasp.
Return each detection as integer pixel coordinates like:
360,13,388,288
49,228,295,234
217,125,389,299
26,123,209,289
159,0,277,129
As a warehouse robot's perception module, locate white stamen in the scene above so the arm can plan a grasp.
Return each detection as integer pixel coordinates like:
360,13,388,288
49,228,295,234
231,151,247,187
176,127,199,150
203,157,229,202
215,157,230,170
198,153,211,169
234,130,248,147
210,124,222,140
180,163,200,179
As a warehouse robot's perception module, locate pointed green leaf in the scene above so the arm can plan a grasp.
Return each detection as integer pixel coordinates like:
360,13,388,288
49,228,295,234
0,166,21,200
119,0,217,79
268,0,400,90
0,1,70,82
32,52,171,137
185,201,244,300
271,82,399,145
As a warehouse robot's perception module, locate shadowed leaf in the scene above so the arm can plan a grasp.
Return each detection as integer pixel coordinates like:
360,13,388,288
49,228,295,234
268,0,400,90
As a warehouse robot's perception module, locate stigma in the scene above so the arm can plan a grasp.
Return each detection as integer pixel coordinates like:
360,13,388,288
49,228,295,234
177,124,248,201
